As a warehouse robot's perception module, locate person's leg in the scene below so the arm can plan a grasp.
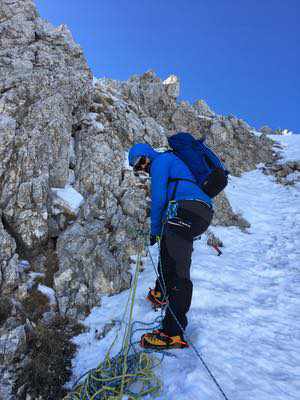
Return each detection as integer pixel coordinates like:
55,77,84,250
162,201,213,336
161,221,193,336
163,278,193,336
141,201,214,348
154,232,174,298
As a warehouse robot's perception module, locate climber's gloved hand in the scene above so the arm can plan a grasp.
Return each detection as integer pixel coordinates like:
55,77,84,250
150,235,160,246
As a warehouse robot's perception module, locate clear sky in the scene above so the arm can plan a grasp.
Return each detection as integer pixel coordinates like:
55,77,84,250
36,0,300,133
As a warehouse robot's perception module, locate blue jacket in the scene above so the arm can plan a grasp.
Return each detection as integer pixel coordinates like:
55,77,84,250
128,143,213,235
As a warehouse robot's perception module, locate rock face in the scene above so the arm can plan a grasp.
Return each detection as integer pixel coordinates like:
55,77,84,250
0,0,92,396
0,0,92,257
0,214,19,295
260,125,274,135
0,0,281,397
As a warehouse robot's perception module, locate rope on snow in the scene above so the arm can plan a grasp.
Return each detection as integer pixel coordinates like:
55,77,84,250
64,240,164,400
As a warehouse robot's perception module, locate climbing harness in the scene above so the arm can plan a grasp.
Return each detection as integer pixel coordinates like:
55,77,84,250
166,200,222,256
166,200,178,219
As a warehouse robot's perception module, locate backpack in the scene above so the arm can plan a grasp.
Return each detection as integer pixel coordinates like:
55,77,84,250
168,132,229,198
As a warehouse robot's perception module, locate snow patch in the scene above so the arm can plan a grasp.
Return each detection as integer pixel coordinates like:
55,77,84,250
89,112,105,131
268,133,300,163
38,284,56,305
250,129,263,137
163,75,179,85
51,186,84,215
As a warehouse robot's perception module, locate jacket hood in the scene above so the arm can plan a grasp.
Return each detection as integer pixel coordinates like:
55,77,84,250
128,143,160,166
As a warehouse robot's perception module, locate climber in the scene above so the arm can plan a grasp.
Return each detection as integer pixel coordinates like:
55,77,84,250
128,142,214,350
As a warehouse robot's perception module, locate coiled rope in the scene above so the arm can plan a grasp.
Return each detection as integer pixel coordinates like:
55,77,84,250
64,243,163,400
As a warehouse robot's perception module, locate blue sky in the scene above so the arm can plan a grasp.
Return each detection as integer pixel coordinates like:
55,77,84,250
36,0,300,133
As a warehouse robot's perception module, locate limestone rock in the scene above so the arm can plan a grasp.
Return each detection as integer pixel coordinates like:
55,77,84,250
263,160,300,185
163,75,180,98
0,325,26,364
205,117,276,176
260,125,273,135
0,214,19,295
0,0,92,255
212,192,250,230
171,101,208,136
193,99,215,118
54,221,131,319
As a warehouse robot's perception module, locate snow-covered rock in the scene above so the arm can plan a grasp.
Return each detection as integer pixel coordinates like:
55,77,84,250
163,74,180,98
50,186,85,217
37,284,57,306
260,125,274,135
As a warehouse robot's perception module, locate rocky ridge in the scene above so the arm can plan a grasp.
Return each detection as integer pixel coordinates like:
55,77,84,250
0,0,284,398
262,160,300,185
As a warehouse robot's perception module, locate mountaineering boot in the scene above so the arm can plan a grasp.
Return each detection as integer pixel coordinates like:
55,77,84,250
140,329,189,350
146,288,168,310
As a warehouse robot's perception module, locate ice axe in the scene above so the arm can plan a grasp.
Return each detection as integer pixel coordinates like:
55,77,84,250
212,244,222,256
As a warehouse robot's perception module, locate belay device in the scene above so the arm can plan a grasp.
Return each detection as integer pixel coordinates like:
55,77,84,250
168,132,229,198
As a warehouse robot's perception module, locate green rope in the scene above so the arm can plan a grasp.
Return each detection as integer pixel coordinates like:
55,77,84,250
64,241,163,400
119,250,141,398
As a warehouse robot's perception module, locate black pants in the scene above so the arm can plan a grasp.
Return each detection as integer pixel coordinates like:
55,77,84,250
155,200,213,336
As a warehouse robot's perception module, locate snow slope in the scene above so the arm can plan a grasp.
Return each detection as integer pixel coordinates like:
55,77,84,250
70,135,300,400
268,134,300,163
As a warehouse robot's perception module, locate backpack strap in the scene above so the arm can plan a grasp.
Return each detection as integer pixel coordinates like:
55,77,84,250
162,177,198,212
168,178,198,201
168,178,197,185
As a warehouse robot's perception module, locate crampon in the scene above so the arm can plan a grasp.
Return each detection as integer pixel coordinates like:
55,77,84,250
146,288,168,310
140,329,189,350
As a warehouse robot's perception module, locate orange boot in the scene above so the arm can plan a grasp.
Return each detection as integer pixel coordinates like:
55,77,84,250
146,288,168,310
140,329,188,350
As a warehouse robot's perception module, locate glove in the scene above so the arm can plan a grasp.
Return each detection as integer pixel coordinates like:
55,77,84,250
150,235,160,246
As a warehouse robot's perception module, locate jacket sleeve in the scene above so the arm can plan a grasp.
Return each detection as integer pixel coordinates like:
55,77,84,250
150,156,170,235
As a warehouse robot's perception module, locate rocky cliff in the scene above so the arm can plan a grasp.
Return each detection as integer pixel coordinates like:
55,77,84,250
0,0,280,398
